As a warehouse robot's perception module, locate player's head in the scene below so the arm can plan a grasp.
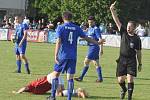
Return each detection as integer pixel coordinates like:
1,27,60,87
76,88,88,98
62,11,73,22
88,16,95,27
127,21,136,34
15,16,23,23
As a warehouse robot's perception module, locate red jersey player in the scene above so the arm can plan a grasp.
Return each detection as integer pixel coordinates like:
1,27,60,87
12,72,88,98
12,72,64,94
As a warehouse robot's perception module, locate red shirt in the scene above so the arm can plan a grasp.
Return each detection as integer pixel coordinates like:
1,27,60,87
26,76,51,94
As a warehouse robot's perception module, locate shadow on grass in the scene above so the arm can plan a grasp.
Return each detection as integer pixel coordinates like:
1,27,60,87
88,95,119,100
42,93,119,100
12,71,46,76
42,93,51,96
104,76,150,81
136,77,150,81
135,83,150,86
85,76,116,79
86,76,150,81
30,73,47,76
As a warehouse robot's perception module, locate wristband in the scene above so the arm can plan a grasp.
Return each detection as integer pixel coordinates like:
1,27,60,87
139,64,142,66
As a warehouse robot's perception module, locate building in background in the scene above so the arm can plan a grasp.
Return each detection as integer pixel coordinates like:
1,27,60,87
0,0,28,21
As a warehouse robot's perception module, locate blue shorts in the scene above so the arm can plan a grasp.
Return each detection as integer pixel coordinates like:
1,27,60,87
54,59,76,74
87,45,100,60
15,44,27,55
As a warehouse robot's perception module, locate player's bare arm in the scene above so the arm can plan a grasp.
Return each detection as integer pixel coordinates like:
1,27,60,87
99,38,103,56
110,1,122,31
84,36,105,45
12,87,29,94
137,50,142,72
55,38,61,64
98,39,105,45
79,38,86,41
19,30,27,47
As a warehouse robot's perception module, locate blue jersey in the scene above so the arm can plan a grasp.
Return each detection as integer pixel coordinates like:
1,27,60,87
87,25,102,46
56,22,86,59
15,23,28,45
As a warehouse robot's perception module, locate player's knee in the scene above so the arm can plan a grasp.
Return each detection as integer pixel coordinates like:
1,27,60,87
118,79,125,83
51,71,60,78
20,55,24,59
93,60,100,66
20,55,26,59
16,55,21,60
94,62,100,67
84,60,90,65
67,74,74,80
118,76,126,83
127,74,134,83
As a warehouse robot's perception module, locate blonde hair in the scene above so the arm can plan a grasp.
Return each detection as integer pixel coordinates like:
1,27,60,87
76,88,88,98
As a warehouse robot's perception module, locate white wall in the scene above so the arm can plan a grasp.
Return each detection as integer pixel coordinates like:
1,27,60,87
0,0,26,9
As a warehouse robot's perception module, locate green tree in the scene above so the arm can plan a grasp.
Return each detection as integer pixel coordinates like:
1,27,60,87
118,0,150,24
32,0,113,24
30,0,150,25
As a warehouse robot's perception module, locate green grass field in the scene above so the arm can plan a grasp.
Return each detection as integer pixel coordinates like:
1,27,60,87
0,41,150,100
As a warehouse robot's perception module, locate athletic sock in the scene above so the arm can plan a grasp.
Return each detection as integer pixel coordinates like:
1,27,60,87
119,81,127,92
16,60,21,72
51,78,58,98
128,83,134,100
79,65,89,79
67,79,74,100
96,66,103,81
25,63,30,74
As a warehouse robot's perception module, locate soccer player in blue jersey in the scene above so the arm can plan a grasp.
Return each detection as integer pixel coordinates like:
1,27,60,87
13,16,30,74
47,11,105,100
74,16,103,83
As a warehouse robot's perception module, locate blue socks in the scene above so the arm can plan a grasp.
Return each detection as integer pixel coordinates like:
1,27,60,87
96,66,103,81
16,60,21,73
51,78,58,98
16,59,30,74
67,79,74,100
25,63,30,74
80,65,89,80
80,66,103,81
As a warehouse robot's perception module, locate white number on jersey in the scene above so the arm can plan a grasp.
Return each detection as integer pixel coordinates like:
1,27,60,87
68,32,73,44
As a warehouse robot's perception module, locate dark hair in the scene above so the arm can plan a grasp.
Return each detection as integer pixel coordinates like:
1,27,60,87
88,16,95,20
62,11,73,20
15,15,23,19
128,21,136,28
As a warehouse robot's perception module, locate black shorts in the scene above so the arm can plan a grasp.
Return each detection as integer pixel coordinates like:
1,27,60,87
116,56,137,77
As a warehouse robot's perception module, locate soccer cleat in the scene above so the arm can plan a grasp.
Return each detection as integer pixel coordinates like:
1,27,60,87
95,79,103,83
26,67,30,74
27,70,30,74
120,90,127,100
74,77,83,82
14,70,21,73
128,97,132,100
46,96,56,100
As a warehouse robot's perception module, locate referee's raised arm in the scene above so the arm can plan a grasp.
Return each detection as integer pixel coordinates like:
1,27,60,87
110,1,122,31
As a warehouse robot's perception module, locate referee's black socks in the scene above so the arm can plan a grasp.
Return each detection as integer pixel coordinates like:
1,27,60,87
119,81,127,92
128,83,134,100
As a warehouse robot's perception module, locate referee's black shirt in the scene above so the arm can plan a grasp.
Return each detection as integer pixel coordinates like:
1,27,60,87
119,26,141,58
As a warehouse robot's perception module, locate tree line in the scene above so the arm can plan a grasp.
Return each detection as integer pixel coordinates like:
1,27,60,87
28,0,150,25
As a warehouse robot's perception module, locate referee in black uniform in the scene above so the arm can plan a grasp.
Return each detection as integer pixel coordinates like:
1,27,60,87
110,1,142,100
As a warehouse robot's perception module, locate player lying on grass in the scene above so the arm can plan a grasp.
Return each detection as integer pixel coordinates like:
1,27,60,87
12,72,88,98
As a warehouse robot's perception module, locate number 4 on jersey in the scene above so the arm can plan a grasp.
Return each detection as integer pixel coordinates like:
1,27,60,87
68,32,73,44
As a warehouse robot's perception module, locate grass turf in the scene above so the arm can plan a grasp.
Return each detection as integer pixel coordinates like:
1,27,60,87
0,41,150,100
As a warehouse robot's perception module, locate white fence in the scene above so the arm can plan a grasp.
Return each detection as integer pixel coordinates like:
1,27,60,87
102,35,150,49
